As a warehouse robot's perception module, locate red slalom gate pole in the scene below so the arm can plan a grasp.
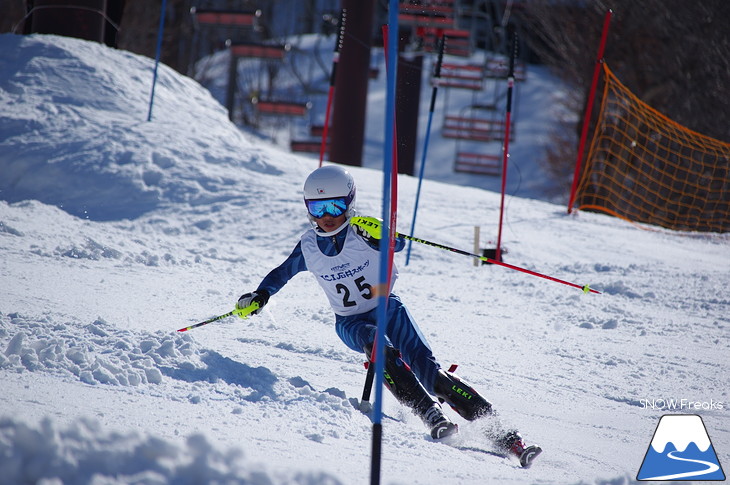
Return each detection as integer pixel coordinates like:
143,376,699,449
349,217,602,294
381,24,399,266
395,229,601,294
567,9,613,213
495,25,518,262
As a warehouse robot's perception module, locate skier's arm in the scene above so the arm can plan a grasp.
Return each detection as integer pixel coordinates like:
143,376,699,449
257,241,307,296
236,242,307,313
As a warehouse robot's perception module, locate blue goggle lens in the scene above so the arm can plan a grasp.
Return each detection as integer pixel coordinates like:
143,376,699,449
306,198,347,218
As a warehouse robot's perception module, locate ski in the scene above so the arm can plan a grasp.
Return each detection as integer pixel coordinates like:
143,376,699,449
440,427,543,468
450,440,542,468
351,397,542,468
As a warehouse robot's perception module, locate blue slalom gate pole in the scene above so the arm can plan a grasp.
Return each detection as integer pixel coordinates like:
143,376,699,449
405,35,445,266
146,0,168,122
370,2,399,484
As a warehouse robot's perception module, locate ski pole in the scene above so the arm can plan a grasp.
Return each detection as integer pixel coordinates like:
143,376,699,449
403,232,599,294
351,217,600,294
359,354,376,414
177,302,260,332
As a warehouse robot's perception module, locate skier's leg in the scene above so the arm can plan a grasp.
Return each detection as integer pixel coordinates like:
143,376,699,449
435,370,541,466
335,297,441,396
433,369,494,420
381,296,494,420
363,343,458,439
335,311,450,434
334,310,378,353
383,294,441,394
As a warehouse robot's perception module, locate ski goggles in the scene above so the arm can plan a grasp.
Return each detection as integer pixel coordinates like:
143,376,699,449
306,197,348,218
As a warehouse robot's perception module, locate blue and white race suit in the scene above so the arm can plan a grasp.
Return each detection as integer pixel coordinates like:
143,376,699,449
256,223,442,394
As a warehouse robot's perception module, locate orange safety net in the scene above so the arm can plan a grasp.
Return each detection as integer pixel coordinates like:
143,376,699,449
576,64,730,232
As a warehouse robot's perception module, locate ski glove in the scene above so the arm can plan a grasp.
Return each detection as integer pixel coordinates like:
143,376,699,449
350,216,383,244
236,289,270,316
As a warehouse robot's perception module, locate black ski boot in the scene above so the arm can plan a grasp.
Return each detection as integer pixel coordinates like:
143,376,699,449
433,369,493,421
423,402,459,440
497,431,542,468
368,345,458,440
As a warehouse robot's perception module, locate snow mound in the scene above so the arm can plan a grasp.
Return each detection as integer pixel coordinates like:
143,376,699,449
0,33,290,221
0,416,344,484
0,311,352,412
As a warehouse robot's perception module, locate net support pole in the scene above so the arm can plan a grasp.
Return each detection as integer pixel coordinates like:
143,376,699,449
567,9,613,213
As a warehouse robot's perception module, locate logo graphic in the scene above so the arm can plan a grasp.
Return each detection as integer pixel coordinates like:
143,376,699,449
637,414,725,481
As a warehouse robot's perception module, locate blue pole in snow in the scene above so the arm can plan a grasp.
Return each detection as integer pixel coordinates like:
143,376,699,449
147,0,168,122
371,2,398,484
405,36,445,266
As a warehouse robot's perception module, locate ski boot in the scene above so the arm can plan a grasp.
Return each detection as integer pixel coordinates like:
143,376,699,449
498,431,542,468
433,369,493,421
368,345,459,440
423,402,459,440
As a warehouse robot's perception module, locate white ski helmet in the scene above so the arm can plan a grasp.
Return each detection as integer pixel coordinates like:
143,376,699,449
303,165,356,236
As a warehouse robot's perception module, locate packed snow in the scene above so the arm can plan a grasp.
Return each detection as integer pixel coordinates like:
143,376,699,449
1,33,728,485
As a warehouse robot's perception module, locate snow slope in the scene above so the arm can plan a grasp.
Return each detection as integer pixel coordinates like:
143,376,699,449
1,34,728,485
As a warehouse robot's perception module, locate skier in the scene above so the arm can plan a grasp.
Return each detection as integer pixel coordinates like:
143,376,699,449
236,165,540,467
